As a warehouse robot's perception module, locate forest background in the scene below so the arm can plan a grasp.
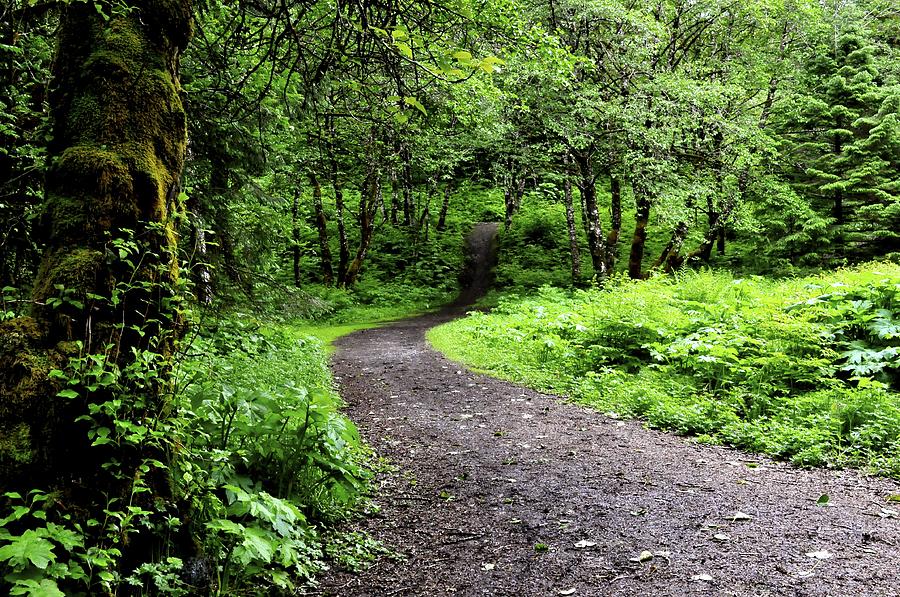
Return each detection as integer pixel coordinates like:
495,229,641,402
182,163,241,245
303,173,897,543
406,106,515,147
1,0,899,594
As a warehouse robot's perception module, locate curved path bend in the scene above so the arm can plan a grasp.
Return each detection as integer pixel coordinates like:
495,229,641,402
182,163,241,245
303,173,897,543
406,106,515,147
318,312,900,596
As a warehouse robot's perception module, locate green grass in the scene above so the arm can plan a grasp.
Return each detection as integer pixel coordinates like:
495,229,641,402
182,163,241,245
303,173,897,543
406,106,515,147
292,321,386,354
428,262,900,476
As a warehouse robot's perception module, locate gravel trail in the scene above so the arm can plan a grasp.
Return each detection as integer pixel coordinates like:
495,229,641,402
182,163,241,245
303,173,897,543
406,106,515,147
317,311,900,597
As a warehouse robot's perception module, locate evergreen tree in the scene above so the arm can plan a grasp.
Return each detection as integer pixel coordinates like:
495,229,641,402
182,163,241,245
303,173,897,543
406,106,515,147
779,29,900,259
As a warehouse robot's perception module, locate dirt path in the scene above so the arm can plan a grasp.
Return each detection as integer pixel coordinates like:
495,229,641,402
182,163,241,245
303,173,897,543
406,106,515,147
317,311,900,597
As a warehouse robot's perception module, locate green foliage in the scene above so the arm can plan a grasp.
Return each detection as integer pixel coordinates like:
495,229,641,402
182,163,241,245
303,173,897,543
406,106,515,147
0,5,53,289
2,265,378,595
495,195,582,289
175,316,376,592
430,262,900,474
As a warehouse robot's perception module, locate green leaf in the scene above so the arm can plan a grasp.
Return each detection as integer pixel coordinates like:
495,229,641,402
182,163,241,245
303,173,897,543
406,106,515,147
44,523,83,551
403,96,427,116
9,578,65,597
0,530,56,570
241,527,275,563
56,389,79,400
394,41,413,59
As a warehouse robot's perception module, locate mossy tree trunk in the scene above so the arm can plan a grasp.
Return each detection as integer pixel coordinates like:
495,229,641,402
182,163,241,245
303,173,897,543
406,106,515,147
605,176,622,273
562,167,581,284
345,171,380,286
629,186,651,279
436,184,451,232
309,173,334,285
572,149,607,280
0,0,192,512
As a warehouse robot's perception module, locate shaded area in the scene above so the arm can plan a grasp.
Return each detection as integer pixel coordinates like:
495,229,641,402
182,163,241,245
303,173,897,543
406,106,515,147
318,314,900,596
455,222,499,306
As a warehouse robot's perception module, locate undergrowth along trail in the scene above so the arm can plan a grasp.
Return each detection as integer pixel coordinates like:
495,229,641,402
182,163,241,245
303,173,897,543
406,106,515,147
430,263,900,475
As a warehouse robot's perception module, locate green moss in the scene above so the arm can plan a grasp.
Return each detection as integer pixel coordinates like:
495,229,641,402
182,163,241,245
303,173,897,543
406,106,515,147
32,247,104,306
0,423,34,473
0,317,65,485
47,146,136,242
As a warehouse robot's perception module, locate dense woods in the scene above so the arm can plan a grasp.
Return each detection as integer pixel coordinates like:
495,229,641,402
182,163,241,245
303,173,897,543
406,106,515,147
1,0,898,593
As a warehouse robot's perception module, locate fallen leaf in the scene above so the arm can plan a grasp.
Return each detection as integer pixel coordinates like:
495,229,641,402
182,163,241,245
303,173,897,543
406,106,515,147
574,540,597,549
728,511,753,521
481,563,495,571
691,573,713,582
630,550,654,563
805,550,832,560
558,590,577,596
816,494,830,506
887,494,900,503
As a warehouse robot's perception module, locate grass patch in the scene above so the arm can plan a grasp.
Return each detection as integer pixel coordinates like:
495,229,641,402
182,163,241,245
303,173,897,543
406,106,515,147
293,321,386,354
428,262,900,476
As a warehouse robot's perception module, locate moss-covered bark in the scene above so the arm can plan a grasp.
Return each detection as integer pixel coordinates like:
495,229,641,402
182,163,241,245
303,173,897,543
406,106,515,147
629,191,651,280
0,0,192,495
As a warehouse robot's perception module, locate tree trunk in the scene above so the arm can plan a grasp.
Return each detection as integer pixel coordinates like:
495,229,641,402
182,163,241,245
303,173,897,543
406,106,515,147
345,174,380,286
572,151,607,279
291,188,302,287
629,188,651,279
376,174,387,223
188,209,212,305
652,221,689,272
700,193,719,262
681,197,737,266
562,169,581,284
401,144,413,226
605,176,622,273
503,169,527,231
421,183,432,246
389,166,400,225
207,167,245,293
330,158,350,286
437,184,451,232
0,0,194,570
309,173,333,286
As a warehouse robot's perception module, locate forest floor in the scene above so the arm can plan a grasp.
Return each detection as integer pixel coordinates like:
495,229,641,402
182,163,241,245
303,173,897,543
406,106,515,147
315,308,900,597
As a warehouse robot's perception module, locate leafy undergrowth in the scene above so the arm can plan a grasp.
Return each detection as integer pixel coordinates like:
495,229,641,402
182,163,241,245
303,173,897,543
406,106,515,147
428,262,900,476
0,309,400,596
175,315,388,594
